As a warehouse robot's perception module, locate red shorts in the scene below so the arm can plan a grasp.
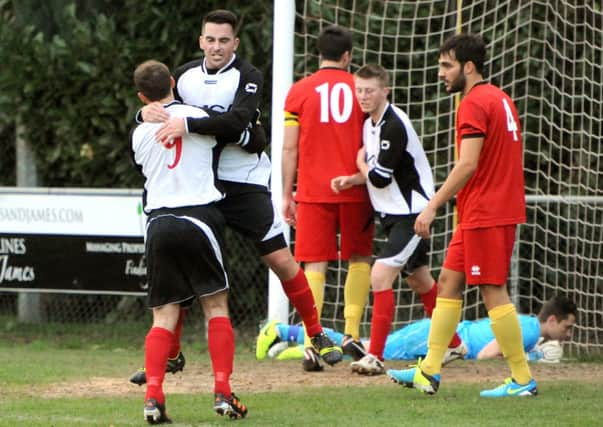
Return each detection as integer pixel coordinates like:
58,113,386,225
294,201,374,262
443,224,517,285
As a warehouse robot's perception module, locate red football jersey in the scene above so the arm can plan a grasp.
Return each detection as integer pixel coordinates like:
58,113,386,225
456,83,526,229
284,68,369,203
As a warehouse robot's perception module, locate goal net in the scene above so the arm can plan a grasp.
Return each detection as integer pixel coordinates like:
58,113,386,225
286,0,602,355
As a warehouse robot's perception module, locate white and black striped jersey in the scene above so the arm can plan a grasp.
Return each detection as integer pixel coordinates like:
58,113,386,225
363,103,434,215
131,101,223,213
174,54,271,187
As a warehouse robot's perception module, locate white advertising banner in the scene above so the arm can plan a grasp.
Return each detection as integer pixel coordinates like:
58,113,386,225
0,190,145,236
0,188,147,294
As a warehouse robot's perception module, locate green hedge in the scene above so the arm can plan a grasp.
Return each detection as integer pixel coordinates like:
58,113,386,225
0,0,273,187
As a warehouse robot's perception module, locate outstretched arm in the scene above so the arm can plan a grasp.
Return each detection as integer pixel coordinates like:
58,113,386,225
476,338,502,359
155,110,267,154
153,64,266,153
185,67,263,140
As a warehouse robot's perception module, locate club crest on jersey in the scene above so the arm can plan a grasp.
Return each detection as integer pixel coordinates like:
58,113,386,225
380,139,391,150
245,82,258,93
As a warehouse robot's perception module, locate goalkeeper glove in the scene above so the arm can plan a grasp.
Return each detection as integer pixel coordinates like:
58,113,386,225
537,339,563,363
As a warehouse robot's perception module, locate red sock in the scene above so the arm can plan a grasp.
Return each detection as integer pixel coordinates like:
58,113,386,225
368,289,394,360
448,329,462,348
169,309,186,359
419,281,438,317
144,327,174,405
208,316,234,397
420,281,462,348
282,267,322,337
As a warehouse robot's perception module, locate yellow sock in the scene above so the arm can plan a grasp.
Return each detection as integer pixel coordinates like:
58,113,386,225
303,271,325,347
343,262,371,339
489,303,532,385
421,297,463,376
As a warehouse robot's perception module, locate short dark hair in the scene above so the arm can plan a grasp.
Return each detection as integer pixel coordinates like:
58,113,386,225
538,295,578,323
439,33,487,74
317,25,352,61
133,60,171,102
355,63,389,87
202,9,239,35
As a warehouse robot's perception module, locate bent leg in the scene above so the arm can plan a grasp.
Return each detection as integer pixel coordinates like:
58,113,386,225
420,268,465,376
407,266,462,348
262,248,322,337
169,308,186,359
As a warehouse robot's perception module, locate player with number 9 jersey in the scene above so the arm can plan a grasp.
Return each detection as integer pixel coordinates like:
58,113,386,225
132,101,222,213
284,68,368,203
455,82,526,229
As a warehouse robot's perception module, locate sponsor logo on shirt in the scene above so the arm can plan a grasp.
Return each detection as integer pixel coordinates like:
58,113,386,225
245,82,258,93
204,79,218,85
471,265,481,276
380,139,391,150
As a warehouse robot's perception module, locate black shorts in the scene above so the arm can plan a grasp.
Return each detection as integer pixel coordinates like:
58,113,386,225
145,205,228,308
376,213,428,275
216,181,288,256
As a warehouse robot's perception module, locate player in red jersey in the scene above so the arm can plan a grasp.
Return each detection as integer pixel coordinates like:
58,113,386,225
282,25,375,371
387,33,536,398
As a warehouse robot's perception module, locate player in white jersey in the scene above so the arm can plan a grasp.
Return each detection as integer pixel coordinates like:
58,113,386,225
132,102,222,211
130,60,247,423
129,9,342,388
331,64,464,375
138,10,280,255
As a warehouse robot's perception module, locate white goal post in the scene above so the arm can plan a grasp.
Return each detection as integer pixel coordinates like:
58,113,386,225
270,0,602,355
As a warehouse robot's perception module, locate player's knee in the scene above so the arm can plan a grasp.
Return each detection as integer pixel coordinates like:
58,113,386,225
263,248,298,280
370,262,398,291
406,274,432,294
200,292,229,318
437,268,464,297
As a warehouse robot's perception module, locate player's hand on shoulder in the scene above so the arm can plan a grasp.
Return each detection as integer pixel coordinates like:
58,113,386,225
155,117,186,145
142,102,169,123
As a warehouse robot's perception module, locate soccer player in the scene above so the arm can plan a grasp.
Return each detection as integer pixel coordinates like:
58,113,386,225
257,295,577,364
282,25,374,371
387,33,534,398
330,64,464,375
131,59,246,422
130,9,342,384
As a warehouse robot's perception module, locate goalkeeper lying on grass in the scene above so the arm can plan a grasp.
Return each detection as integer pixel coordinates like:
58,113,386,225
257,295,576,364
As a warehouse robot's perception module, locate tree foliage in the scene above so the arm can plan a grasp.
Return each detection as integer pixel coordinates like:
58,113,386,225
0,0,273,187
